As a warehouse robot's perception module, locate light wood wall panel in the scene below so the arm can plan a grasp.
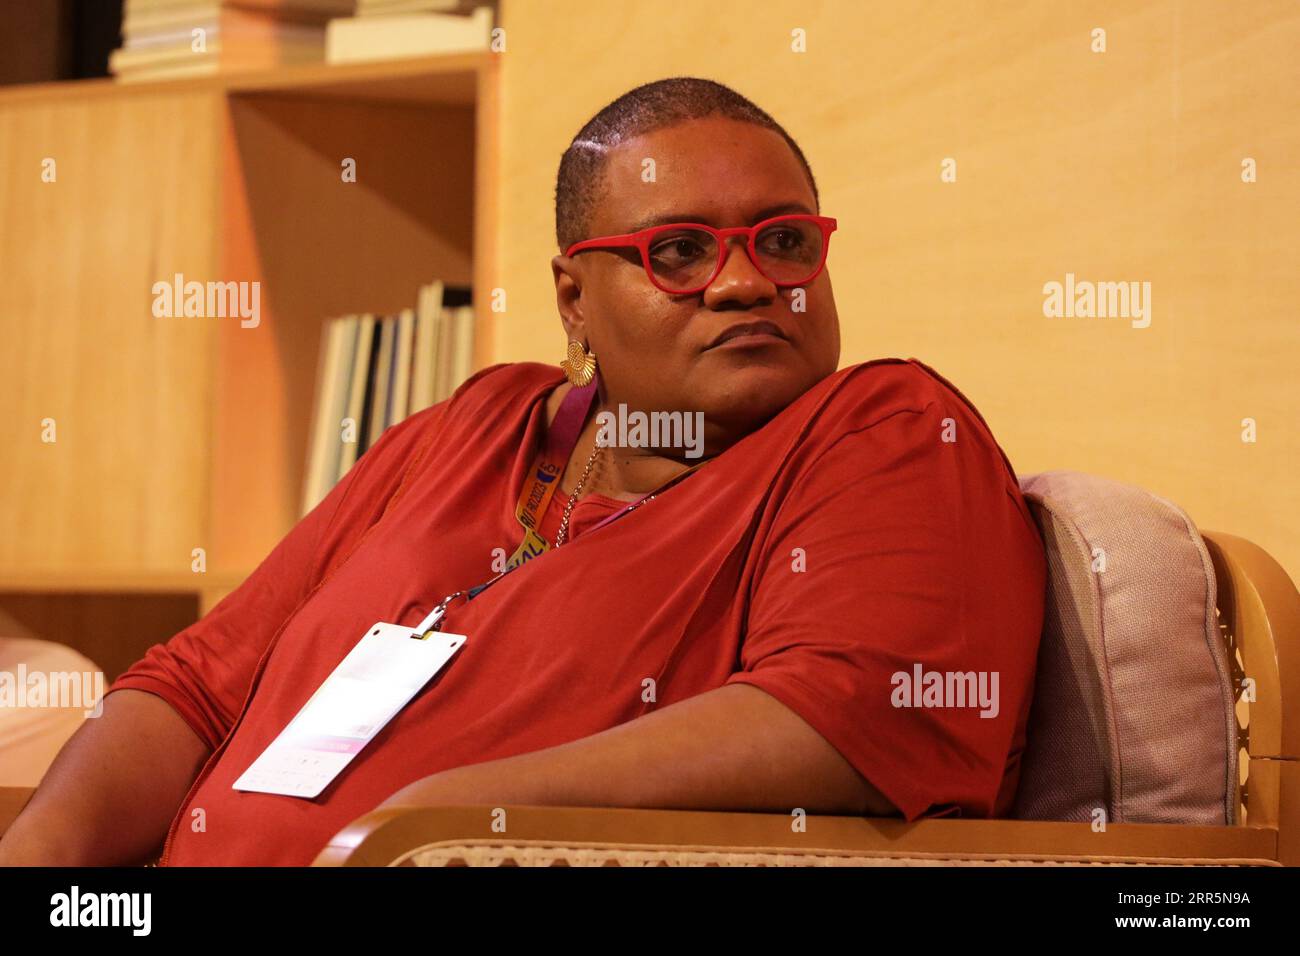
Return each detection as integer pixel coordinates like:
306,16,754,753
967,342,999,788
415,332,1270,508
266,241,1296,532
494,0,1300,584
0,91,221,572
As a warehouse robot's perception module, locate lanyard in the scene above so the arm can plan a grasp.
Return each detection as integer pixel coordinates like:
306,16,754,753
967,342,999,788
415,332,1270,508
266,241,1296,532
413,384,704,634
502,380,599,570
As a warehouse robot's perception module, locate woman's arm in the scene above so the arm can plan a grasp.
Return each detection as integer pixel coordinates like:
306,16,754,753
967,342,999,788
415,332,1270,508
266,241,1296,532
0,690,210,866
380,683,897,816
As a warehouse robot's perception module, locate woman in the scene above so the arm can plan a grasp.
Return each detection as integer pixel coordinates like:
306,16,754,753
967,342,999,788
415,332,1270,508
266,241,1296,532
0,78,1046,867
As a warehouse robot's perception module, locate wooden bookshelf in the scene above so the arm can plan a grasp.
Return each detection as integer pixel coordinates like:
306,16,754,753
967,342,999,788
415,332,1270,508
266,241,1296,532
0,53,498,672
0,51,487,106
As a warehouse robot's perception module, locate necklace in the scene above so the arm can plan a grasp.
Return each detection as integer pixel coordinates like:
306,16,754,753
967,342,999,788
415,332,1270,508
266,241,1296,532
554,443,602,547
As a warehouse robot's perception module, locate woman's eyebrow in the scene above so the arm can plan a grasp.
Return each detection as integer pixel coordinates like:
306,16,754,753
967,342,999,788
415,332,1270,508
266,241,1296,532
623,202,815,233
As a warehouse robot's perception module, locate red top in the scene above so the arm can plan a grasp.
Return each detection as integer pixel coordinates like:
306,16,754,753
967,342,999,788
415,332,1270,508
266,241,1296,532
108,358,1046,866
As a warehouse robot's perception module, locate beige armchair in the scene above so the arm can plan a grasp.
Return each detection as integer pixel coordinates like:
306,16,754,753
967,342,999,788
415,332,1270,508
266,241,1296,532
312,473,1300,867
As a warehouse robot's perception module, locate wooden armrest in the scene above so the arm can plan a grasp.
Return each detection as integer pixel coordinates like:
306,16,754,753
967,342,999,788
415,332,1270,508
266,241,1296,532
312,804,1279,866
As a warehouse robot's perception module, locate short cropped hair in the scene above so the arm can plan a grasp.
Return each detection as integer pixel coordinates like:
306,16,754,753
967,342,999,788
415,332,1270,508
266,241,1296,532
555,77,820,252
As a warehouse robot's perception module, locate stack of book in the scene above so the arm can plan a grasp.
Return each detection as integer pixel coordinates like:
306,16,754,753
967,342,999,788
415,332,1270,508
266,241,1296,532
325,0,495,63
300,281,475,515
110,0,353,82
355,0,490,13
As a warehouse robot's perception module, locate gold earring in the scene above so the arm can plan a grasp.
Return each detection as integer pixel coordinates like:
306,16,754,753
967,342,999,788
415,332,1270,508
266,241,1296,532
560,339,597,386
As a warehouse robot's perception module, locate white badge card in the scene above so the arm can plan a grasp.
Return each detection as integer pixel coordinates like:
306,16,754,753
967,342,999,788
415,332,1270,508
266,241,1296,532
233,623,465,798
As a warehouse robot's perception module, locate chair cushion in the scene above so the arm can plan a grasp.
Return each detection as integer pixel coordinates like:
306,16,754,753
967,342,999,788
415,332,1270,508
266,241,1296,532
0,637,103,788
1012,470,1237,825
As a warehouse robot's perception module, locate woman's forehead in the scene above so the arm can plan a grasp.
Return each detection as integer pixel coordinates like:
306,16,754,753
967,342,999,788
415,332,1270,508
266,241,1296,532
617,202,818,235
591,119,815,232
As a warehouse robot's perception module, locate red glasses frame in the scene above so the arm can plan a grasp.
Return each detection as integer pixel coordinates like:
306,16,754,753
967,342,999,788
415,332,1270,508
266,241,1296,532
564,213,838,295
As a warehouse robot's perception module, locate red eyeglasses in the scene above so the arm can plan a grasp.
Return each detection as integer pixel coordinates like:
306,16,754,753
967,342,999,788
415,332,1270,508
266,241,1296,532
565,213,838,295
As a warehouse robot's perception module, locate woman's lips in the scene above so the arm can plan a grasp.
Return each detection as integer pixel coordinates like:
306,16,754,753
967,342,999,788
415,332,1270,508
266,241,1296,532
706,320,789,350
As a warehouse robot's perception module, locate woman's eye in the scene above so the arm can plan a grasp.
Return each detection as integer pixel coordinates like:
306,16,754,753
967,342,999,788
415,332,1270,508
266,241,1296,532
759,229,804,254
650,237,707,261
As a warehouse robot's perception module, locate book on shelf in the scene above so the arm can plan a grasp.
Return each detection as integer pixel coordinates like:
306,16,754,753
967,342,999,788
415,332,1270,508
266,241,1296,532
336,312,376,480
300,281,476,516
355,0,496,14
124,0,354,14
410,280,442,413
123,2,346,35
112,1,345,82
110,38,326,80
387,307,415,426
302,315,350,517
325,5,494,63
367,314,395,450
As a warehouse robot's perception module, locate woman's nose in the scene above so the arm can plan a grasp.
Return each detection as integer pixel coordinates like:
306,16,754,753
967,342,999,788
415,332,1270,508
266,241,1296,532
706,237,776,302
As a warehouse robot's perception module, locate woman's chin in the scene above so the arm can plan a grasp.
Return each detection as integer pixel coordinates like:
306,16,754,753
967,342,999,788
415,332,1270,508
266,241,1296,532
692,364,821,439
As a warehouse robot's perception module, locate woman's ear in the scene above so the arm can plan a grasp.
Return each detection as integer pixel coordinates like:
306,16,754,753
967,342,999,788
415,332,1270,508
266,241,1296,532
552,254,587,343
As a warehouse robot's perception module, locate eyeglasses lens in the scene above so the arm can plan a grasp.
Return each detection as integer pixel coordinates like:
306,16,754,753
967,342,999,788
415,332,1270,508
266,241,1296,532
646,217,825,292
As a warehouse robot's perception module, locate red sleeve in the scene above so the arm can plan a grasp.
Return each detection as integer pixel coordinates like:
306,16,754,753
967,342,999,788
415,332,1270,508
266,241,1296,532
726,392,1045,821
104,367,498,749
